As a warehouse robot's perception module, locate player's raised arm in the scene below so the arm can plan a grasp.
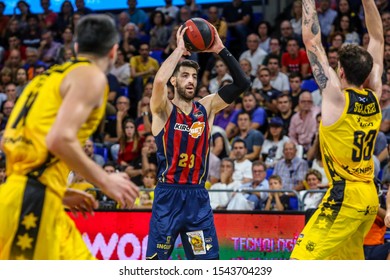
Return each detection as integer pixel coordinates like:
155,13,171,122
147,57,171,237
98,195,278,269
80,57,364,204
302,0,340,97
362,0,384,97
200,25,251,114
150,26,190,116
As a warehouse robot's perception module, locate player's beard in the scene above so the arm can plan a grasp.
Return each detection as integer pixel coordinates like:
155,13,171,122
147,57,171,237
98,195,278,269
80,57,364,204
176,83,195,102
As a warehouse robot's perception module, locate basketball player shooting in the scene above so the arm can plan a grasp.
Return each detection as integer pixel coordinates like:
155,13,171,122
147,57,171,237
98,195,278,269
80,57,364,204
290,0,384,259
145,24,250,260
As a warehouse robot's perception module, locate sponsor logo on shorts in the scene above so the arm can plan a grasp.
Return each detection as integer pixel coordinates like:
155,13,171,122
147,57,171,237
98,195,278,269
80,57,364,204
187,230,206,255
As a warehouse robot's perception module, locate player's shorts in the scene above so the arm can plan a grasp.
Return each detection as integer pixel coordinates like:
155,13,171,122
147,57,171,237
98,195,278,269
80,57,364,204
291,180,379,260
0,174,95,260
146,183,219,260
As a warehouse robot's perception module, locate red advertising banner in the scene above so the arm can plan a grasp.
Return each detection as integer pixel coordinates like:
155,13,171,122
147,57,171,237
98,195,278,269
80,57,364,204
70,211,305,260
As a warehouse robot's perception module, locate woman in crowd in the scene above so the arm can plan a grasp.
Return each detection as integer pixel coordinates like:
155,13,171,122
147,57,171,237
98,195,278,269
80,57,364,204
117,118,144,167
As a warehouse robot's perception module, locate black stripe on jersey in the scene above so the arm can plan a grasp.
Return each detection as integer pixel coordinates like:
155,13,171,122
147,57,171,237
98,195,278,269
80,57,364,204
10,178,46,260
346,89,380,117
27,152,58,179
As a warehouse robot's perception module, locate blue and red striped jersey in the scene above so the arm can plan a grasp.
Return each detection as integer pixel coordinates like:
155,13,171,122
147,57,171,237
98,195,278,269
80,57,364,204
155,101,210,185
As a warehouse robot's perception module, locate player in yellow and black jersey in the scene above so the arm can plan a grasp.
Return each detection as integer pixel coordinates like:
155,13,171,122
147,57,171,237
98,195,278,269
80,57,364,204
291,0,384,259
0,14,138,260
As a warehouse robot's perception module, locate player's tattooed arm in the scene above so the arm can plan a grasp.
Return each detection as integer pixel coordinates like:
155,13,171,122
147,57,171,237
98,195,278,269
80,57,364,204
307,49,328,90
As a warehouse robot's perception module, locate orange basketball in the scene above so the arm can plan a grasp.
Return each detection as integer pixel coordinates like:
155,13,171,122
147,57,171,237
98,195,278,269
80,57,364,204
183,17,215,52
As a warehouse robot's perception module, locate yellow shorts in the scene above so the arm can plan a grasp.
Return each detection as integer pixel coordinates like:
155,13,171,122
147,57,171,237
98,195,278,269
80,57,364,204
291,180,378,260
0,175,95,260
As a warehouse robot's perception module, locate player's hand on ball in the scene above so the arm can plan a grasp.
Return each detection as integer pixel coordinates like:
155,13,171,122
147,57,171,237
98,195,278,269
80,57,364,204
176,25,191,56
103,172,139,209
201,24,224,54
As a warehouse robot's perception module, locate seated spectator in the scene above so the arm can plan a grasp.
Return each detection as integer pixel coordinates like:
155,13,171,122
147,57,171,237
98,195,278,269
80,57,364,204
261,117,290,168
211,125,231,160
264,174,290,211
110,47,130,87
0,100,14,132
122,22,142,59
288,72,304,111
252,67,281,115
227,161,269,210
214,101,237,130
126,0,148,32
273,141,309,192
116,118,144,167
134,169,157,208
281,38,310,79
75,0,93,15
208,58,232,94
155,0,179,29
15,67,29,97
231,111,263,161
38,30,62,67
21,14,42,49
230,139,252,184
56,1,74,34
23,47,47,80
207,5,227,44
209,158,240,210
83,138,105,167
239,58,256,84
226,92,268,139
333,14,360,45
183,0,203,18
300,169,325,211
135,95,152,136
317,0,337,39
256,21,272,53
148,10,170,50
239,33,267,77
262,37,282,66
288,91,321,154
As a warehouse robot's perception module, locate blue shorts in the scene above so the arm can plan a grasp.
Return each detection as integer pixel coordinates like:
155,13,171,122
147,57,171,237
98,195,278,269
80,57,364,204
146,183,219,260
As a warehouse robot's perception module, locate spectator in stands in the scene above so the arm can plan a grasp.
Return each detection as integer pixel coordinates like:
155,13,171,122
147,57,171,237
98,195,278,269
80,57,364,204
117,12,130,40
83,138,105,167
0,2,9,42
376,0,390,14
288,71,304,111
183,0,203,18
4,83,17,103
207,6,228,44
15,0,32,32
135,95,152,136
273,141,308,192
3,19,20,46
328,31,345,51
231,111,263,161
222,0,253,58
331,0,363,36
214,100,236,131
209,158,240,210
126,0,148,32
252,67,281,115
38,30,62,67
122,22,141,59
200,53,218,87
110,47,130,87
300,169,325,211
57,27,74,63
256,21,272,53
176,6,192,26
22,14,42,49
226,92,268,138
75,0,93,15
149,10,170,50
124,132,157,186
290,0,303,37
117,118,143,167
381,11,390,31
239,33,267,76
265,54,290,94
23,47,47,80
262,37,282,65
230,139,253,184
333,14,360,45
130,42,159,102
380,83,390,139
276,93,294,135
56,1,74,34
261,116,290,168
14,67,28,96
239,58,256,84
281,38,310,78
134,169,157,207
277,20,302,53
227,161,269,210
327,46,339,71
137,82,153,117
0,67,13,93
211,124,231,160
289,91,321,154
104,95,130,148
4,49,24,78
317,0,337,39
264,174,289,211
208,58,232,94
155,0,179,29
39,0,58,32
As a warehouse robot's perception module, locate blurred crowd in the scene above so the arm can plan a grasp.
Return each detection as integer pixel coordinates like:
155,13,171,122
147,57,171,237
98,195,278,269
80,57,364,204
0,0,389,215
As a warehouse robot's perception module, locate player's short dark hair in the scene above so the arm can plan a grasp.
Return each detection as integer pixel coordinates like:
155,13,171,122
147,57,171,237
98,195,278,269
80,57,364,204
338,44,373,86
75,14,119,57
173,60,200,76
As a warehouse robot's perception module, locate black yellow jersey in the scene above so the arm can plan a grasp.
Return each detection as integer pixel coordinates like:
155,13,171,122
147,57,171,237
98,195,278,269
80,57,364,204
2,58,108,197
320,88,381,183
